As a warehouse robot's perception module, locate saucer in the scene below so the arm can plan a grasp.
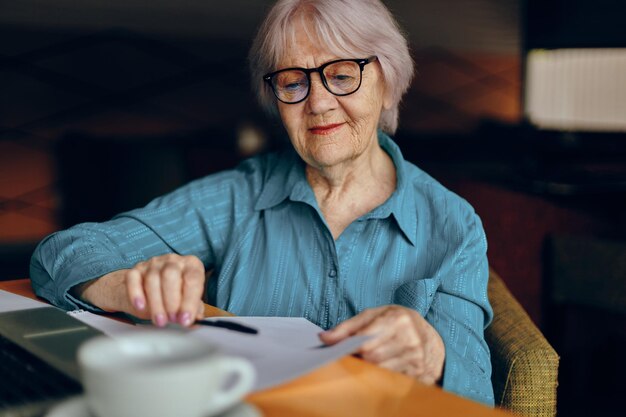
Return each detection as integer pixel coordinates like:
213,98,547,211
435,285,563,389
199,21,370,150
46,396,262,417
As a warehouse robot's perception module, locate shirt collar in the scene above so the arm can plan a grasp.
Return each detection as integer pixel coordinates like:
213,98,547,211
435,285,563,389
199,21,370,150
368,132,417,246
254,132,417,246
254,148,316,211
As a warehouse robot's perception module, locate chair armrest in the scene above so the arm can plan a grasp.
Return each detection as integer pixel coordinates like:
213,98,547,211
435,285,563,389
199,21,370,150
486,269,559,417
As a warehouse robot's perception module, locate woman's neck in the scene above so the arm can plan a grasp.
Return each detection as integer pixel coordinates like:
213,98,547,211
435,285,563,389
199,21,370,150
306,141,394,195
306,143,397,239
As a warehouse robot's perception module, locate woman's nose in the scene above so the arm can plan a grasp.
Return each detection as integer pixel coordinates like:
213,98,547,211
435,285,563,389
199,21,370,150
306,73,338,114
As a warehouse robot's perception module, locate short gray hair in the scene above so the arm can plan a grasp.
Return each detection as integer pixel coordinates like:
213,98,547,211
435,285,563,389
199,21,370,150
249,0,414,134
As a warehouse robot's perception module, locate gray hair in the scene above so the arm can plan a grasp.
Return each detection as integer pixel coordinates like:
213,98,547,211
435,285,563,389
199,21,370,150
249,0,414,134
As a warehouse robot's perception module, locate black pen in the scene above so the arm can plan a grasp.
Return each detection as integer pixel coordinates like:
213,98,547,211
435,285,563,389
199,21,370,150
195,319,258,334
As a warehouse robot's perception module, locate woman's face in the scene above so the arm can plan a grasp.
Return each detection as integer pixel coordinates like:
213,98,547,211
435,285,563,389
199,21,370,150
276,26,390,171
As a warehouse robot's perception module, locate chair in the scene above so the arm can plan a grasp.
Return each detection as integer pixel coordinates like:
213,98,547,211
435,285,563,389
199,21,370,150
485,269,559,417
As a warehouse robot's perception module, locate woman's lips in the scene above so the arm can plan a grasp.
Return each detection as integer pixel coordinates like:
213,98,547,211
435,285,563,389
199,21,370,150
309,123,344,135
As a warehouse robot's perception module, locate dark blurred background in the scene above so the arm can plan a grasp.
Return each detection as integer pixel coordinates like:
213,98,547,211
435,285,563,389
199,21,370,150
1,1,625,415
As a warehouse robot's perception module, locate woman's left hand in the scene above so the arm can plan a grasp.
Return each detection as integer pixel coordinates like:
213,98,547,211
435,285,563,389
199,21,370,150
319,305,445,385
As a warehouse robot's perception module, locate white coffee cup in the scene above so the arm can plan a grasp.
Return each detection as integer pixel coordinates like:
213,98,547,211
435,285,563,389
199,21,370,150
78,330,255,417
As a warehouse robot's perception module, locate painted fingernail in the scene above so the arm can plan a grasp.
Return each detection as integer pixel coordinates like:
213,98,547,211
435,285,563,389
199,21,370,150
168,313,177,323
155,313,167,327
179,312,192,327
133,297,146,311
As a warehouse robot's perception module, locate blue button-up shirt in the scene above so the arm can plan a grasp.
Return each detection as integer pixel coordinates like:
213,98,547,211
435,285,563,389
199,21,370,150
31,132,494,405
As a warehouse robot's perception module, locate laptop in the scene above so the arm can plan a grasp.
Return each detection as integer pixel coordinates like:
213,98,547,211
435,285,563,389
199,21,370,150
0,306,104,417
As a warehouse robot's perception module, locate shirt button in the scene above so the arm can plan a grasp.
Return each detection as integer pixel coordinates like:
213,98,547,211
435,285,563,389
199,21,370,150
328,269,337,278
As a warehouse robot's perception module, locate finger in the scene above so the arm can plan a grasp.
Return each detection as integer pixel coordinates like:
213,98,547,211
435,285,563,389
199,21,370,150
380,345,432,381
378,347,423,375
376,355,406,374
178,257,205,327
360,307,420,351
139,255,167,269
133,261,150,273
320,307,382,345
360,335,407,364
125,268,146,313
144,266,167,327
160,262,183,322
356,316,400,352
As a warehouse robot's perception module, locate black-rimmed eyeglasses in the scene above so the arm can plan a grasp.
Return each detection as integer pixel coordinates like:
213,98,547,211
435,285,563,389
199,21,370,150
263,56,378,104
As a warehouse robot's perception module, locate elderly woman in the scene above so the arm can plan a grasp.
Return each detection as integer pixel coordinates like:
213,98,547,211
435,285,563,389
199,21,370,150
31,0,494,405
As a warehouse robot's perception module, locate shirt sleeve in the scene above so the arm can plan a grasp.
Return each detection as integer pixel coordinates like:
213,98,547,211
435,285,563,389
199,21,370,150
425,203,495,406
28,167,250,311
30,217,176,311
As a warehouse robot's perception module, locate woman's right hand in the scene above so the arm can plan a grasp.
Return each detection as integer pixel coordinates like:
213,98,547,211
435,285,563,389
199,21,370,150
74,254,206,327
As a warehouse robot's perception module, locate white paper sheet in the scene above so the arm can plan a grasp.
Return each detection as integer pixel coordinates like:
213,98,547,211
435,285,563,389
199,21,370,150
188,317,370,391
0,291,368,392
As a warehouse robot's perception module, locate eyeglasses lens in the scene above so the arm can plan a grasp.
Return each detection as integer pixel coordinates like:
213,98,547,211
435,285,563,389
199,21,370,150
324,61,360,95
272,60,361,103
272,70,308,103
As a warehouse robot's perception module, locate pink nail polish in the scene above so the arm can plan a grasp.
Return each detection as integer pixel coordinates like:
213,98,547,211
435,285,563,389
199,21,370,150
133,297,146,311
168,313,177,323
155,314,166,327
179,312,191,326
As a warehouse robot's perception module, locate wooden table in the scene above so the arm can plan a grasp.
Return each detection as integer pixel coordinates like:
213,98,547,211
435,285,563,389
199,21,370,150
0,279,511,417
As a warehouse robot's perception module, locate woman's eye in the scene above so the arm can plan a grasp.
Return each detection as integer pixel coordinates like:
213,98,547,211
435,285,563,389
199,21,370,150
284,82,304,90
329,74,356,87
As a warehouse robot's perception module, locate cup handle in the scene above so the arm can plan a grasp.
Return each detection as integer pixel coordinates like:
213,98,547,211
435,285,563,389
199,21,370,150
205,357,255,415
